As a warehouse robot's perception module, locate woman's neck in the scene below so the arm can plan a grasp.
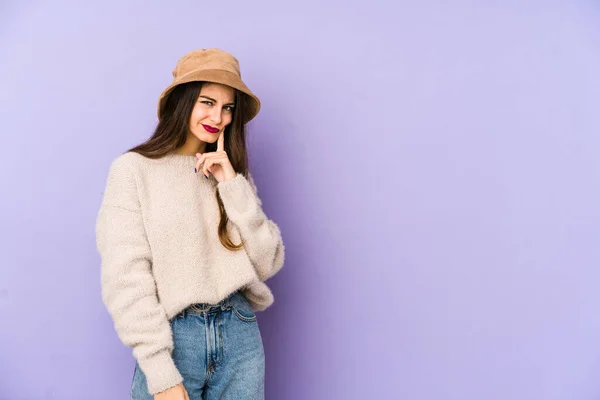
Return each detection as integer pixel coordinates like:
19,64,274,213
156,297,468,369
175,138,207,155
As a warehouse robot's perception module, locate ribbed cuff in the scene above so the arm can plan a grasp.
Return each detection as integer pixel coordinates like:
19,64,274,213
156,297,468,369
138,349,183,395
217,173,259,220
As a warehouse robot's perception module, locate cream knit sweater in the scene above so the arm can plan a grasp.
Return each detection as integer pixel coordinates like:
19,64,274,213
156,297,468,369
95,151,285,394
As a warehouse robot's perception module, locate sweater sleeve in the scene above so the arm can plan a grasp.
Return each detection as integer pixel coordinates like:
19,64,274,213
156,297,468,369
217,173,285,281
95,155,183,395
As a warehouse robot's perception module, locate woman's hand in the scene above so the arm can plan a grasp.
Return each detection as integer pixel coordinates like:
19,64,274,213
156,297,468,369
154,383,190,400
195,130,237,183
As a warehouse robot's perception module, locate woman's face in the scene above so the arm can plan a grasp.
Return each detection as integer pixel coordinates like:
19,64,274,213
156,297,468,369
188,82,236,144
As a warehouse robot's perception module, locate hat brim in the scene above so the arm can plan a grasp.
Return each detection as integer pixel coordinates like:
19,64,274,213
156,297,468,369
157,69,261,123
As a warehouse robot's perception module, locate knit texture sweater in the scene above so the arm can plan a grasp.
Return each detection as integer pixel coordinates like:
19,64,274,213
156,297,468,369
95,151,285,395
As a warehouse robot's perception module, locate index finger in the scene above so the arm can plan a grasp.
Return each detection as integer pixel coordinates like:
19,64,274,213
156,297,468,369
217,129,225,152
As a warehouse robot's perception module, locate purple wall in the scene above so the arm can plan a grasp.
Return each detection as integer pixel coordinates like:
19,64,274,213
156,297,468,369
1,1,600,399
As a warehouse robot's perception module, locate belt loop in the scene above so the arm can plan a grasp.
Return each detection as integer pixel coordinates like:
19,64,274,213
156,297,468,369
221,291,234,310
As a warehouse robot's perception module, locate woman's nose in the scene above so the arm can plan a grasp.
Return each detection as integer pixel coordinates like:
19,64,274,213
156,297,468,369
210,107,222,124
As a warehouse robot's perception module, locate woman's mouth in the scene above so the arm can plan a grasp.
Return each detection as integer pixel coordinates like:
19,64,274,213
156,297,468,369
202,124,220,134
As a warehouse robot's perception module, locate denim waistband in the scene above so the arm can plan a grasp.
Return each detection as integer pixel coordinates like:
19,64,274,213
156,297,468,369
176,290,242,318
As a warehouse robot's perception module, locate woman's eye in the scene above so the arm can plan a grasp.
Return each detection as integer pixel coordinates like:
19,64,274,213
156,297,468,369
201,101,233,112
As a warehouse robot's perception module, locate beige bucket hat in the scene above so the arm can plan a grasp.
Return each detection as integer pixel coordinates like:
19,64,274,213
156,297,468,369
157,48,261,123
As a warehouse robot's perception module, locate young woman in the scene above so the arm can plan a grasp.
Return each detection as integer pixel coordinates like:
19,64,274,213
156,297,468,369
95,48,285,400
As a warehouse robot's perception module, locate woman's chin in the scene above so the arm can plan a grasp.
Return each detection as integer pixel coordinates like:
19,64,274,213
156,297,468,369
192,132,218,143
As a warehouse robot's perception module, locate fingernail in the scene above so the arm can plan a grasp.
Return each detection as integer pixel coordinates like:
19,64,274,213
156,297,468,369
194,168,197,173
204,174,208,179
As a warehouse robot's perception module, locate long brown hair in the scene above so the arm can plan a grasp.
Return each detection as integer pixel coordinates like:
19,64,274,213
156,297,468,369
127,81,254,251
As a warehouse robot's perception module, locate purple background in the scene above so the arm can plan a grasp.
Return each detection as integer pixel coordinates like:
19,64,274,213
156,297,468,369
1,1,600,399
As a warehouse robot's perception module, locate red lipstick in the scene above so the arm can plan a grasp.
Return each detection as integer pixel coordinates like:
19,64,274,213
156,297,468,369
202,124,219,134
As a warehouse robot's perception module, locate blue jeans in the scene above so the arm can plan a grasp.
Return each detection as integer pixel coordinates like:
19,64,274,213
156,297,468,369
130,291,265,399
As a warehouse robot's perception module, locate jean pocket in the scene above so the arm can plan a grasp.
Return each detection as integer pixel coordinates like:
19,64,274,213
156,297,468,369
231,298,257,322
